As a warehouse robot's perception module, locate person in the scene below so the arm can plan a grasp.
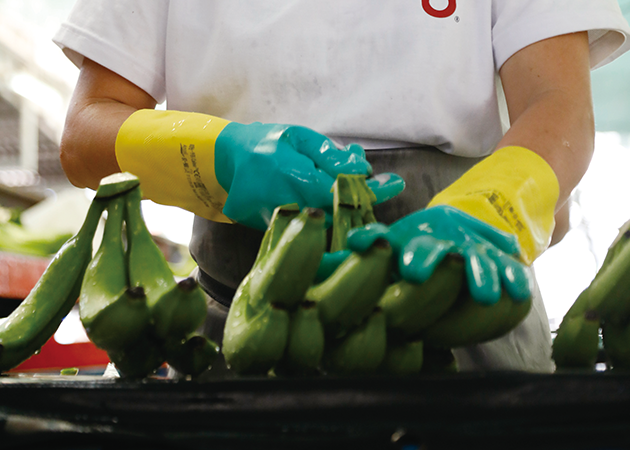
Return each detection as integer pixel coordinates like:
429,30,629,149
53,1,630,374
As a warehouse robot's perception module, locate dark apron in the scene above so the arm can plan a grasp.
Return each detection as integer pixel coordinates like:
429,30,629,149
189,146,485,306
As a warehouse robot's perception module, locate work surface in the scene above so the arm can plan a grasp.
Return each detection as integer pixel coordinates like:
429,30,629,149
1,371,630,450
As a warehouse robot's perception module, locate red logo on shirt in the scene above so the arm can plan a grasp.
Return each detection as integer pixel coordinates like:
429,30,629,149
422,0,457,18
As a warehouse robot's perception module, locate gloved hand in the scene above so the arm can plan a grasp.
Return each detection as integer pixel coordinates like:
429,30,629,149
345,206,531,304
115,110,404,230
346,146,560,304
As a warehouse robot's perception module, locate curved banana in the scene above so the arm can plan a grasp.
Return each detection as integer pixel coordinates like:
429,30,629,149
551,310,601,370
248,207,327,310
307,239,392,336
222,288,290,375
79,196,150,351
601,320,630,371
0,198,105,372
163,333,220,377
563,221,630,326
378,253,464,337
322,308,387,375
481,295,533,342
278,300,325,375
148,277,208,340
420,288,517,349
107,333,165,379
124,185,177,303
380,338,424,376
253,204,300,268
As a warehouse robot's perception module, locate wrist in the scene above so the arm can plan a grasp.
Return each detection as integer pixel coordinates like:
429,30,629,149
427,145,559,264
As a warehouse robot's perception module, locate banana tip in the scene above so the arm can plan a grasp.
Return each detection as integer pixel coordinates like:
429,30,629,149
300,300,317,309
305,208,325,219
126,286,146,299
177,277,199,292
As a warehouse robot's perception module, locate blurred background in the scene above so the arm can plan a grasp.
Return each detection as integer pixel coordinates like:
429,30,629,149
0,0,629,332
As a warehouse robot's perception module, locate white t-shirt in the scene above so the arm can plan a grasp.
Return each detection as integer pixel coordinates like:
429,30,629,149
54,0,630,157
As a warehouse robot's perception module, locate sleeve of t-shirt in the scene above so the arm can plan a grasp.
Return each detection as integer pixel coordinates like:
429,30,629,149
492,0,630,71
52,0,168,103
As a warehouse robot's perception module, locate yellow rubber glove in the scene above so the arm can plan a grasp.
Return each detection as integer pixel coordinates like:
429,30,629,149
426,145,559,265
115,109,404,230
116,109,232,223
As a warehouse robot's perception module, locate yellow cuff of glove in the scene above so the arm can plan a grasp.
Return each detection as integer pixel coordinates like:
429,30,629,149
115,109,232,223
427,146,559,265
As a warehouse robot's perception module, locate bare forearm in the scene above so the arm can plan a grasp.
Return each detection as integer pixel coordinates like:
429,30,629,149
496,87,594,210
498,31,594,213
60,100,139,190
59,58,157,190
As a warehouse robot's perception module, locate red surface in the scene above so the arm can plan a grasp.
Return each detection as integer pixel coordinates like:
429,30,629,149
9,335,110,372
0,251,51,299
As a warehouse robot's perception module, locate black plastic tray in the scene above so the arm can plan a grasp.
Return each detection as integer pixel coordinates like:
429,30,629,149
1,371,630,450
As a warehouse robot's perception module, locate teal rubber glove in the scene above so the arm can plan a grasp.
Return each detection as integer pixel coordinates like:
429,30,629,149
345,205,533,305
215,122,404,230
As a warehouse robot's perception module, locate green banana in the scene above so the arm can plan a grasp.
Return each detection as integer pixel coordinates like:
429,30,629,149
148,277,209,340
107,333,165,379
79,196,150,351
420,288,527,349
602,320,630,371
278,300,325,375
421,346,459,374
330,174,377,252
222,287,290,374
0,198,105,372
599,218,630,274
253,204,300,268
124,185,178,303
307,239,393,335
380,337,424,376
322,308,387,375
248,207,327,310
482,295,533,342
552,310,601,370
563,221,630,326
163,333,220,377
378,253,464,337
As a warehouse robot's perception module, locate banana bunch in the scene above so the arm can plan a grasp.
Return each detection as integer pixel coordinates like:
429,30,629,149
222,205,327,375
0,172,219,378
552,218,630,371
223,174,535,377
79,173,218,378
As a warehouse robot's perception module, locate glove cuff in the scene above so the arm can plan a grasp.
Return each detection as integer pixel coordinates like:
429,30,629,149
115,109,232,223
427,146,559,265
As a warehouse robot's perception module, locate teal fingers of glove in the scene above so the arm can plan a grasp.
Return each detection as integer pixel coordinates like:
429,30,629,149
215,122,375,230
366,172,406,205
346,205,532,305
